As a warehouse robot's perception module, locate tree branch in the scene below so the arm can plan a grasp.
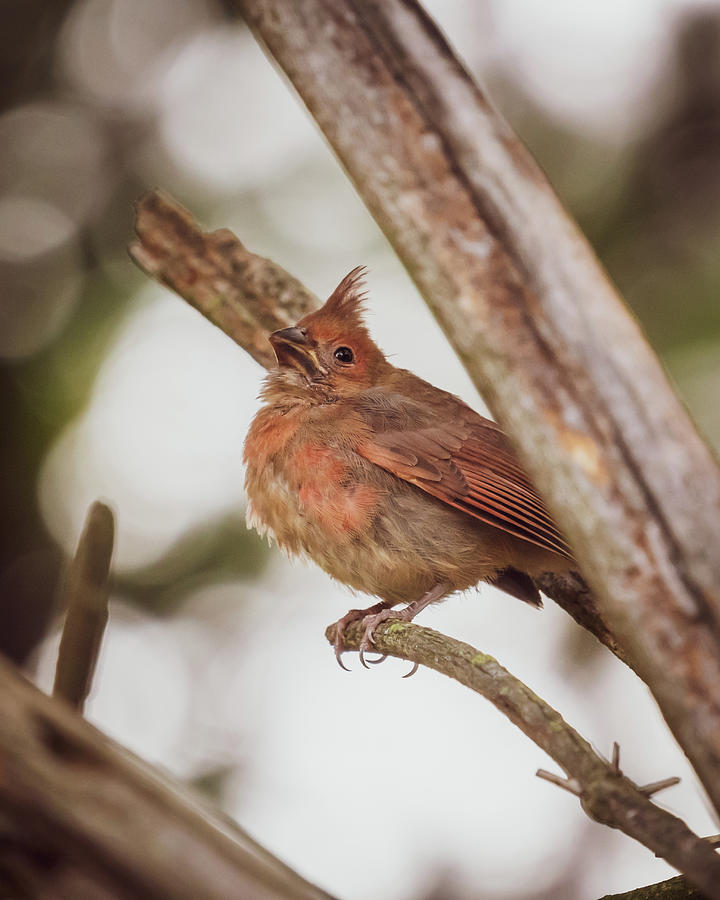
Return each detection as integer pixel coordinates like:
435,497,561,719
533,570,631,669
0,654,336,900
53,501,114,713
326,620,720,899
235,0,720,816
2,505,335,897
129,189,320,369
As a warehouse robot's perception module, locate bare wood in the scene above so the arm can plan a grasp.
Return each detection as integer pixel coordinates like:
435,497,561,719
0,655,336,900
235,0,720,815
639,776,682,798
326,619,720,900
129,191,627,669
533,570,632,668
535,769,581,796
130,188,319,370
53,501,114,713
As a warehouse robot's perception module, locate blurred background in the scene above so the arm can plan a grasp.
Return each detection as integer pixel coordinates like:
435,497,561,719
2,0,720,897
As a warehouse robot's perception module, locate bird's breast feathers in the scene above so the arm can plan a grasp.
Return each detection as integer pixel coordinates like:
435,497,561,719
243,386,572,590
244,404,381,557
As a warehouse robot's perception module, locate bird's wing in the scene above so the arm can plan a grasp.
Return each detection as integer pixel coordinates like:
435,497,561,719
355,402,572,559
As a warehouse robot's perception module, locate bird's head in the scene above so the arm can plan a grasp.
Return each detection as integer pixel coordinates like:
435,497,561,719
268,267,388,397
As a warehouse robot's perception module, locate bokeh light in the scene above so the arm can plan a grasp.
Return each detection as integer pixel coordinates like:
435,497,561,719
39,285,255,569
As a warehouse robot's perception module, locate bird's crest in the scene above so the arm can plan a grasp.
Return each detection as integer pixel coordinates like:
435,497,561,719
298,265,371,342
323,265,369,321
280,265,387,387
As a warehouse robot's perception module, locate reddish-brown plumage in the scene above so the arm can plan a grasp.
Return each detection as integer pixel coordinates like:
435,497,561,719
243,268,573,665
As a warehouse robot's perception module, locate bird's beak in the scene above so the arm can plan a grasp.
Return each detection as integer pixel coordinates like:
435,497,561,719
269,327,324,378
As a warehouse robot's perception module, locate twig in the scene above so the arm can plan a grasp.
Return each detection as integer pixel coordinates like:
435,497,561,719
0,654,336,900
535,769,581,796
129,191,623,667
235,0,720,816
326,619,720,899
600,742,681,798
639,777,682,798
53,501,114,713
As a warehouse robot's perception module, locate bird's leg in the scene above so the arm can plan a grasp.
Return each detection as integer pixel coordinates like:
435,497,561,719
332,600,394,670
359,583,449,672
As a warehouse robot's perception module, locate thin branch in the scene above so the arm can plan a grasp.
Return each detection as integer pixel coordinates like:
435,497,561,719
0,654,336,900
53,501,114,713
129,191,624,668
326,619,720,900
533,571,632,671
235,0,720,816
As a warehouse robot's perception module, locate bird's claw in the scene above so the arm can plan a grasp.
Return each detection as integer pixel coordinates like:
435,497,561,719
332,598,429,675
359,608,417,674
333,614,356,670
358,618,385,668
334,643,351,671
331,602,393,671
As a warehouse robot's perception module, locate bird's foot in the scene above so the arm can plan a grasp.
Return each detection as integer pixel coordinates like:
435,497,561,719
332,601,392,671
360,608,402,663
359,605,420,676
359,584,448,675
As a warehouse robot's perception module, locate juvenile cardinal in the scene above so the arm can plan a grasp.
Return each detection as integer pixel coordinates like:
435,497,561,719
244,268,573,669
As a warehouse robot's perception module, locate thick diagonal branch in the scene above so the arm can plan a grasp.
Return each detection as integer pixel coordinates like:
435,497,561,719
234,0,720,816
327,620,720,899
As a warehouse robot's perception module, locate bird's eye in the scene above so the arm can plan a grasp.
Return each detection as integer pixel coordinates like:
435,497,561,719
333,346,354,364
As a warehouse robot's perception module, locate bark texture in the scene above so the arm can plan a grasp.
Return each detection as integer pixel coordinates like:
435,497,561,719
129,189,320,371
0,654,335,900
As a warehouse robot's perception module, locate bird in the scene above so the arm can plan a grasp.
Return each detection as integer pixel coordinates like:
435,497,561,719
243,267,574,670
